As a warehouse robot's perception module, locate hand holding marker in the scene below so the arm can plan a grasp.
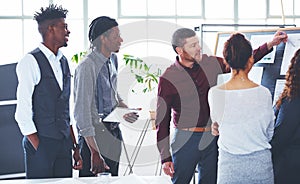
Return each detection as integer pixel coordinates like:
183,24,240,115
279,31,294,47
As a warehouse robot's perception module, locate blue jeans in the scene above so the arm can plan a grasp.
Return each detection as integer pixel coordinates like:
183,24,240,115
171,129,218,184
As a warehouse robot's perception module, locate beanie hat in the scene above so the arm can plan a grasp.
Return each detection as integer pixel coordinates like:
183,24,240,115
88,16,118,42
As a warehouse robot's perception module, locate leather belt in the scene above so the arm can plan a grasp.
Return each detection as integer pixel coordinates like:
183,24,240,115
180,127,211,132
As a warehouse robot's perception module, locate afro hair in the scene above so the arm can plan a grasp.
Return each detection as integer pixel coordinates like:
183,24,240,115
34,4,68,24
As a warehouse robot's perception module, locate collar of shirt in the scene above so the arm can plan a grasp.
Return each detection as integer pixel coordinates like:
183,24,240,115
38,43,63,61
174,56,200,71
93,50,110,64
38,43,63,89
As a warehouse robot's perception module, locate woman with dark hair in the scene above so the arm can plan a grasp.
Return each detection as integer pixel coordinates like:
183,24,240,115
208,33,275,184
271,48,300,184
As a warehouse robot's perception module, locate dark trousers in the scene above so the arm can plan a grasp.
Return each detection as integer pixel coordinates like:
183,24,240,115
79,124,122,177
171,129,218,184
22,135,72,179
273,147,300,184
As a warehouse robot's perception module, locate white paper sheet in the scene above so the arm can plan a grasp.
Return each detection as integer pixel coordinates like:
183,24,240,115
103,107,141,122
250,34,276,64
215,36,229,57
281,34,300,75
273,79,285,105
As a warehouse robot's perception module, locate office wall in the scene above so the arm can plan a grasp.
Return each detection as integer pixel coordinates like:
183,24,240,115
0,63,24,176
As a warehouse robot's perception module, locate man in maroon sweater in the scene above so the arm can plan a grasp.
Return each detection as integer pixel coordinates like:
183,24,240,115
155,28,287,184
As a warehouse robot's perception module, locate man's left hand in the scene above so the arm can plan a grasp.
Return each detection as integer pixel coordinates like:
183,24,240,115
72,146,83,170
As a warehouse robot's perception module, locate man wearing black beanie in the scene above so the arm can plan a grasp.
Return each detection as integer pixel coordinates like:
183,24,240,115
73,16,139,177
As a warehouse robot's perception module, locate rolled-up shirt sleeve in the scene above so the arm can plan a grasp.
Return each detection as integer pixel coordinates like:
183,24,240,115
73,62,96,137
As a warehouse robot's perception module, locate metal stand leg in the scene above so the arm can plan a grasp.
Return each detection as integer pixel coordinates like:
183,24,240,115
121,139,133,175
155,155,162,176
123,119,151,175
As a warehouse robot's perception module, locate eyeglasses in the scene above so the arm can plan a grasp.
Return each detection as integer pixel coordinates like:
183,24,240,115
52,23,68,30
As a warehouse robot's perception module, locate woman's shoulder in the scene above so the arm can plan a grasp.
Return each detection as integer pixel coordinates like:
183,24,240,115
209,84,224,92
208,85,227,98
256,85,272,94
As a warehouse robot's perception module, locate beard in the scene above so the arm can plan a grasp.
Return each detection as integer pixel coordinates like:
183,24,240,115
182,50,197,63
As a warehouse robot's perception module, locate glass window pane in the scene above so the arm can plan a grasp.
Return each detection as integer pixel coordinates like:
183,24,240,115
295,0,300,15
205,0,234,19
0,20,23,65
177,19,202,29
88,0,118,18
0,0,22,16
23,0,49,16
177,0,202,16
239,0,266,19
148,0,175,16
294,17,300,25
62,20,85,62
23,19,41,53
52,0,83,19
269,0,282,15
266,18,284,24
238,19,269,25
120,0,147,16
269,0,293,16
282,0,294,16
283,0,294,16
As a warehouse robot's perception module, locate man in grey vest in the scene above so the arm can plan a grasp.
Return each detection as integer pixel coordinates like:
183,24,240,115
73,16,139,177
15,4,82,179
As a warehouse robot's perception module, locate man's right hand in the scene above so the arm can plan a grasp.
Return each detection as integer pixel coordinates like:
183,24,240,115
27,133,39,150
267,31,288,50
211,122,219,136
91,152,110,175
162,161,175,178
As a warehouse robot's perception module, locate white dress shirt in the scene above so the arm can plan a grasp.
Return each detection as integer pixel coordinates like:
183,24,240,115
15,43,64,136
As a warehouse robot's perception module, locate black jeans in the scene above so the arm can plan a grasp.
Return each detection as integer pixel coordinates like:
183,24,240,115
78,123,122,177
23,135,72,179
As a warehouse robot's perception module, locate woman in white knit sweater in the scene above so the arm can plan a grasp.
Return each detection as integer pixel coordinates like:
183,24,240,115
208,33,275,184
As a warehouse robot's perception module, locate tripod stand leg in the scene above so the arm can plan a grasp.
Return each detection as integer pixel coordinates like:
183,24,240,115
122,140,133,175
122,119,151,176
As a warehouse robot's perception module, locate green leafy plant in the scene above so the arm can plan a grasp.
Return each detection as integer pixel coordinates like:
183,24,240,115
71,52,161,93
123,54,162,93
71,51,87,64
